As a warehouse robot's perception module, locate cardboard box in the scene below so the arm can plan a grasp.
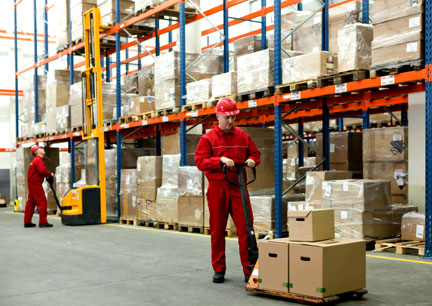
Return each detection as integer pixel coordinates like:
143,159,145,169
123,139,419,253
258,238,290,292
316,132,363,164
288,209,335,242
237,49,274,94
328,162,363,179
129,96,155,115
186,78,212,104
251,196,287,233
120,169,138,218
289,238,366,298
373,0,424,25
363,161,408,195
137,178,160,202
178,196,204,227
136,156,162,179
161,132,201,155
178,166,203,197
338,24,373,72
305,171,353,203
363,127,408,162
401,212,425,241
233,35,262,57
391,194,408,205
283,52,337,84
211,72,237,98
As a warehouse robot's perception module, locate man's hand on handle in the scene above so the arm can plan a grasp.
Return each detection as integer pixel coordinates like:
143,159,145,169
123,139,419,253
220,157,235,168
245,159,255,168
47,176,54,185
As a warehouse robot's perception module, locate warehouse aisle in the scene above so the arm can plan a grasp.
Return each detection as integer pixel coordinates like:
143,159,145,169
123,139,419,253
0,208,431,306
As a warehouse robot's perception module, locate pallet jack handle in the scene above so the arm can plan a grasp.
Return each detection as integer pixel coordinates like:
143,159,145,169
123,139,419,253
47,177,72,212
222,163,258,269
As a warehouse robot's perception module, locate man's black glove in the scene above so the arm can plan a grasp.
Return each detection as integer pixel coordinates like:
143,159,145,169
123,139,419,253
46,176,54,185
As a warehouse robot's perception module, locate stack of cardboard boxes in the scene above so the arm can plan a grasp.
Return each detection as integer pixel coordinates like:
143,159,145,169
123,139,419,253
178,166,204,229
71,1,98,42
363,127,408,204
136,156,162,221
120,169,138,218
371,0,424,70
401,212,425,241
20,75,47,137
237,49,274,94
258,209,366,298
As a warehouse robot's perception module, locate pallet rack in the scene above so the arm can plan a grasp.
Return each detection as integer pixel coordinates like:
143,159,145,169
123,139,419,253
12,0,431,258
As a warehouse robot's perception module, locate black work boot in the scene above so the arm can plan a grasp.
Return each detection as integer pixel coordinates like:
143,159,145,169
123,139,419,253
24,223,36,228
244,273,251,283
39,223,53,228
212,271,225,283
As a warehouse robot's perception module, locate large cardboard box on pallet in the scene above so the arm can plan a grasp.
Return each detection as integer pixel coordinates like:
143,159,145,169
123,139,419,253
363,127,408,162
289,238,366,298
305,171,353,205
337,24,373,72
71,1,98,42
178,196,204,227
282,52,337,84
161,132,201,155
129,96,155,115
251,196,287,235
233,35,262,57
363,161,408,195
237,49,274,94
288,209,335,242
401,212,425,241
258,238,290,292
134,0,199,13
371,0,424,69
137,156,162,202
186,78,212,105
211,72,237,99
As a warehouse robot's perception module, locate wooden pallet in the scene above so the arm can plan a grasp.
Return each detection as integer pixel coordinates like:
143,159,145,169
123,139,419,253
276,79,317,94
119,115,135,123
182,101,208,112
35,133,46,139
236,87,274,102
135,4,197,19
255,230,275,240
155,107,179,118
120,217,138,226
247,261,367,303
370,60,423,79
317,69,369,88
178,225,204,234
204,227,237,237
72,126,83,132
135,111,156,120
374,238,425,256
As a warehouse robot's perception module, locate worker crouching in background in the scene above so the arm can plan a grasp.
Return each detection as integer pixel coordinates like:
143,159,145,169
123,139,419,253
24,145,54,228
195,97,261,284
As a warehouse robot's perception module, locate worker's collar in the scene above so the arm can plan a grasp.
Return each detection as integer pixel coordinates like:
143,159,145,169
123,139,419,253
215,125,233,136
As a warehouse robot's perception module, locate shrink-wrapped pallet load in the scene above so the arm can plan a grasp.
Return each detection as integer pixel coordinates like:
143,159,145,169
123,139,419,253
120,169,138,219
178,166,204,227
211,72,237,99
186,79,212,105
70,0,98,42
237,49,274,94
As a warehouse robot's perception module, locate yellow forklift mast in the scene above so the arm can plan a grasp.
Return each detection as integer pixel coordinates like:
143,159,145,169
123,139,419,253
60,8,109,225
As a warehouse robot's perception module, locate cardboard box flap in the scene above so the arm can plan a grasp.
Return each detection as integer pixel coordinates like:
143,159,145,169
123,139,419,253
288,210,312,219
290,238,365,248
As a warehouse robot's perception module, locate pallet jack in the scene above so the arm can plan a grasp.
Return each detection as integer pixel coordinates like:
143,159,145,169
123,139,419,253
224,163,368,304
55,8,109,225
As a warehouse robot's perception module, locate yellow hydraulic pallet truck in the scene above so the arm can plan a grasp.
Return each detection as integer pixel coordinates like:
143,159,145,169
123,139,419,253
58,8,109,225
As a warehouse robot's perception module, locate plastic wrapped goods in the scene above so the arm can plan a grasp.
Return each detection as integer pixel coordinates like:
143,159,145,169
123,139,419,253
186,79,212,104
134,0,199,13
123,72,139,94
120,169,138,218
233,35,262,57
363,127,408,162
54,0,69,50
161,132,201,155
283,52,337,84
338,24,373,72
178,196,204,227
237,49,274,94
105,149,118,216
56,106,70,131
250,196,287,234
178,166,203,197
71,1,97,42
211,72,237,99
305,171,352,205
70,82,83,128
161,155,181,188
156,187,178,223
137,156,162,202
129,96,155,115
401,212,425,241
137,66,155,96
97,0,135,25
363,161,408,196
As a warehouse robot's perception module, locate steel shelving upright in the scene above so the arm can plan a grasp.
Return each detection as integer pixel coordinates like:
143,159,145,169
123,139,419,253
425,0,431,258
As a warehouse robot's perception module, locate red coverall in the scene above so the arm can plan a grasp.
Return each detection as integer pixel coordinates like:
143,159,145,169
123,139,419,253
195,126,261,275
24,155,52,224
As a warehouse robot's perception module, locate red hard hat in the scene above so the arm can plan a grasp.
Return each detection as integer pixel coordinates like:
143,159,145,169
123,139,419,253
216,97,239,116
31,145,41,155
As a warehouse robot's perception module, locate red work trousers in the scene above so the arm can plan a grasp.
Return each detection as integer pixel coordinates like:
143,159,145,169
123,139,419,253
206,181,253,275
24,184,48,224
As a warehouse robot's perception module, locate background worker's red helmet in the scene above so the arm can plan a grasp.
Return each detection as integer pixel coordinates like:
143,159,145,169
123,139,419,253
216,97,240,116
31,145,40,155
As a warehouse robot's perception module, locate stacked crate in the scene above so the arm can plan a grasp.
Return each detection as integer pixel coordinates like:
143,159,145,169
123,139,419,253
178,166,204,230
156,155,180,224
371,0,424,70
363,127,409,204
71,0,98,42
120,169,138,220
136,156,162,222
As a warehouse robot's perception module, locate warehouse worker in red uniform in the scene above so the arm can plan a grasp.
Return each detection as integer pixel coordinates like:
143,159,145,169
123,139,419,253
24,145,54,228
195,97,261,284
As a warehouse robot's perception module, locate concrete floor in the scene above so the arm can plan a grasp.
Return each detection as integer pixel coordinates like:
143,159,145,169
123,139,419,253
1,208,431,306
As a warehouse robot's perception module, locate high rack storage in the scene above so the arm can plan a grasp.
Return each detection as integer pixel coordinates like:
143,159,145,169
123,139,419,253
13,0,431,258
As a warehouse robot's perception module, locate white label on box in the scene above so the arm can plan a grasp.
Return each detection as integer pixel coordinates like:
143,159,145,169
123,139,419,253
406,42,418,53
283,94,291,100
252,269,259,277
291,159,296,166
312,46,320,53
324,185,332,197
393,134,402,141
335,83,347,94
187,179,193,189
341,211,348,220
330,143,335,153
409,16,421,28
291,91,301,101
140,96,145,102
248,45,253,51
194,209,202,220
381,75,395,86
288,203,296,211
298,203,304,211
335,233,341,238
170,88,175,94
306,174,314,185
248,99,257,108
416,225,424,239
191,110,198,118
314,17,320,24
162,116,168,122
142,119,148,126
343,182,349,192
